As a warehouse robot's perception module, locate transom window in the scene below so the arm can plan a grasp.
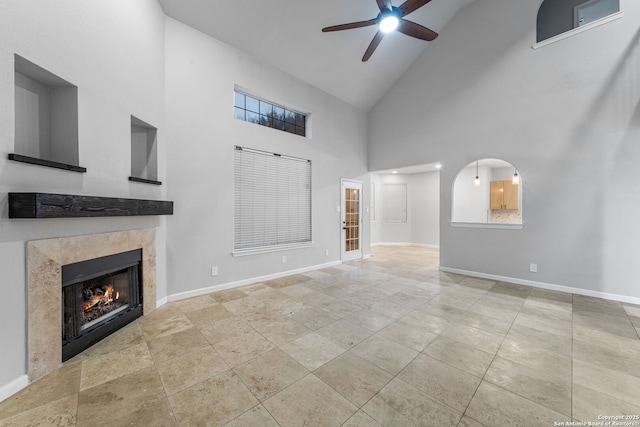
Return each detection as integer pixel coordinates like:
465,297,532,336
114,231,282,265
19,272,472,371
234,91,307,137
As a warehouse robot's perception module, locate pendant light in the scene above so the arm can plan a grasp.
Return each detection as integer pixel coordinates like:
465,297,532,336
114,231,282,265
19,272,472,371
474,161,480,186
512,169,520,185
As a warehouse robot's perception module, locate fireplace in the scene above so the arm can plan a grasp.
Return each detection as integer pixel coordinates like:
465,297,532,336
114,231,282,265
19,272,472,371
27,229,156,382
61,249,143,361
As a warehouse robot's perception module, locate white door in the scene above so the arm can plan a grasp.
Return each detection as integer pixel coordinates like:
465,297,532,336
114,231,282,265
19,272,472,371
341,180,363,261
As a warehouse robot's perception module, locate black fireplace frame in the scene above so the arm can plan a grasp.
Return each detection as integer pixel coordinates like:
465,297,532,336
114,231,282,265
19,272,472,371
61,249,143,361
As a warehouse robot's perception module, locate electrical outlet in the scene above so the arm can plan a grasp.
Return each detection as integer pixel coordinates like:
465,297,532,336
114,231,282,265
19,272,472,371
529,263,537,273
281,256,286,264
211,266,218,276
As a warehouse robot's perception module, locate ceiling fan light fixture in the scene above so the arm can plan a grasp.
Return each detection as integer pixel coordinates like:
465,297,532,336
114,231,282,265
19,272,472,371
379,14,399,33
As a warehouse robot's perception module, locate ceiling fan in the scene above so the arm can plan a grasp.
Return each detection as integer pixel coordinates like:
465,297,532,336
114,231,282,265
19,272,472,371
322,0,438,62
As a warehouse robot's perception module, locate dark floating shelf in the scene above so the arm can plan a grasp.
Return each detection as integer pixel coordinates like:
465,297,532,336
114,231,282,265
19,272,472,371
129,176,162,186
9,192,173,219
8,154,86,173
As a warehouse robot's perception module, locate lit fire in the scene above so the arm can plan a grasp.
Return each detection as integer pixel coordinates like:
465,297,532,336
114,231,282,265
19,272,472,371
83,284,120,312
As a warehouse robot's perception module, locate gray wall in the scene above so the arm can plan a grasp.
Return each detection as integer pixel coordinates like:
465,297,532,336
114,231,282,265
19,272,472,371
371,172,439,246
164,18,371,298
369,0,640,300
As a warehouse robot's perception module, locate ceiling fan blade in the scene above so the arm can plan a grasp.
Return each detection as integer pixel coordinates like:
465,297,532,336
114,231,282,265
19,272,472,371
397,0,433,17
397,19,438,41
376,0,392,12
362,31,384,62
322,19,377,32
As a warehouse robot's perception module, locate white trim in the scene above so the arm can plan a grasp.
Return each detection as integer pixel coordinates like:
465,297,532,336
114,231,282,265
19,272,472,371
167,260,342,302
0,375,28,403
156,296,168,308
363,254,373,260
532,10,624,50
450,222,523,230
371,242,439,249
439,266,640,306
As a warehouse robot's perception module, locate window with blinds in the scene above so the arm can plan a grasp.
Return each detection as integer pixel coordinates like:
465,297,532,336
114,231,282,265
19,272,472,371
234,146,312,253
383,183,407,223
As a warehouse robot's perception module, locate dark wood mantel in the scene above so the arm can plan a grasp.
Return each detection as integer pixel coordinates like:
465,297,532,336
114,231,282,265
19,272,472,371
9,192,173,218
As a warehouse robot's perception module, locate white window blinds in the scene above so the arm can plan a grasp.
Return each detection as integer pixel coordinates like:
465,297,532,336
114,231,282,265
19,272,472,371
234,146,312,252
383,183,407,223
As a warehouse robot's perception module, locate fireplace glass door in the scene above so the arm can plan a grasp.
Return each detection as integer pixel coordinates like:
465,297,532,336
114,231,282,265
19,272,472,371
61,249,142,361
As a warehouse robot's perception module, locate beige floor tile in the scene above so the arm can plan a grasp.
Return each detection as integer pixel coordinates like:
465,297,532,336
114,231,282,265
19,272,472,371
198,316,254,344
224,404,280,427
341,410,383,426
233,349,308,401
211,288,248,303
398,309,453,334
430,292,481,310
79,342,154,391
344,309,396,332
398,354,482,412
362,378,462,426
459,277,496,291
458,416,488,427
222,296,267,315
573,313,638,340
169,371,258,427
376,321,438,352
488,281,531,298
263,374,357,427
416,301,466,321
466,381,566,427
455,310,513,335
0,361,81,419
147,326,209,363
467,300,520,323
172,294,218,313
315,319,374,349
156,345,229,395
184,304,234,327
351,334,418,375
572,383,640,422
573,337,640,378
370,298,415,318
311,298,363,318
513,311,573,337
520,298,573,321
140,311,194,341
573,359,640,407
528,287,573,304
484,356,571,416
214,330,275,367
441,323,505,354
0,394,78,427
281,332,346,370
252,317,311,347
315,352,393,407
81,322,146,358
77,366,169,426
295,289,339,306
287,305,340,330
423,336,494,378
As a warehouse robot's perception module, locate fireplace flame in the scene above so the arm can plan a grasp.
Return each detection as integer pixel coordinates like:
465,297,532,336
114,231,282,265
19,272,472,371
82,284,119,312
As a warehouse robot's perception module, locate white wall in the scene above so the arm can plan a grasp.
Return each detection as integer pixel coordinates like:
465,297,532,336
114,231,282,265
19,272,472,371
0,0,167,395
371,172,439,246
163,18,370,298
452,165,491,223
369,0,640,301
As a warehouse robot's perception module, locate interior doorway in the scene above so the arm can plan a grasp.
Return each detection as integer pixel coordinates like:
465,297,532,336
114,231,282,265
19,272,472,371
341,179,363,261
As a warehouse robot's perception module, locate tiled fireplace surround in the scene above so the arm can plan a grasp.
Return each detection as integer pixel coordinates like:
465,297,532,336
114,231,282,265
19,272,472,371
27,229,157,382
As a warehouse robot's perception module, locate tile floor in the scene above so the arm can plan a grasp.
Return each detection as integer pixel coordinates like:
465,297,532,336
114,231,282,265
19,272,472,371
2,245,640,426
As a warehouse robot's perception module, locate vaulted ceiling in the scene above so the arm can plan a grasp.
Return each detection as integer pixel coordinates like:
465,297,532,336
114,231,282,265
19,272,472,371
157,0,476,111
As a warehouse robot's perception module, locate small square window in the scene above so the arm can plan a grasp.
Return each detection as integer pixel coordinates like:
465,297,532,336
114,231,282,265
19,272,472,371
247,111,260,124
234,92,245,109
246,96,260,114
234,107,245,120
259,101,273,116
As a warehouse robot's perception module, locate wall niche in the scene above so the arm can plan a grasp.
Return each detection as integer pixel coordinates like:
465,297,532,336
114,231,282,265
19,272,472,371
11,54,83,172
129,116,160,185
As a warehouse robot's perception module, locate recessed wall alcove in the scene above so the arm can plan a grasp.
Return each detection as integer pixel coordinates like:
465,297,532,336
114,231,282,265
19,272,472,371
27,229,157,382
12,55,83,172
130,116,160,185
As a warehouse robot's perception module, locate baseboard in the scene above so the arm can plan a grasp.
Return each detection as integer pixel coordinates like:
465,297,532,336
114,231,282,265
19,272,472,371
0,375,28,403
167,260,343,302
156,296,168,309
439,266,640,306
372,242,440,249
